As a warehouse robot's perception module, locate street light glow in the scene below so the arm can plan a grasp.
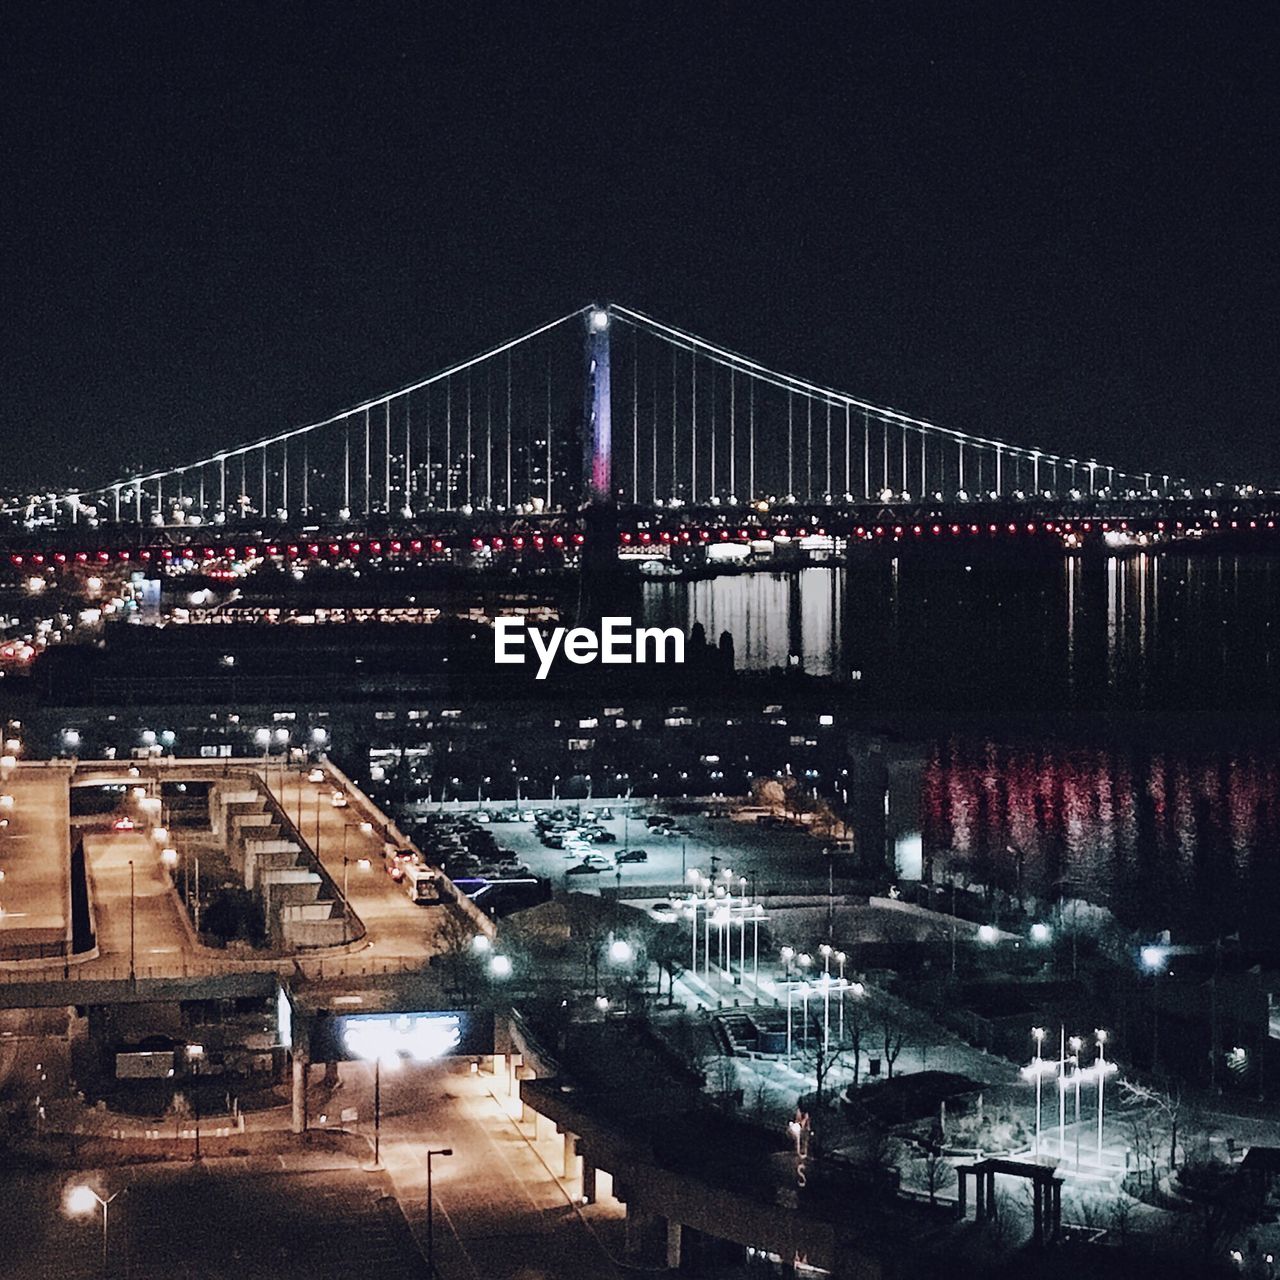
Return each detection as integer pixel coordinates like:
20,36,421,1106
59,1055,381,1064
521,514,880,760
66,1185,100,1215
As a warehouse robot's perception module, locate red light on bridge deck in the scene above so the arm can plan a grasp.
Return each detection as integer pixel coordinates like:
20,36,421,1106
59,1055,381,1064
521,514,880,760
659,531,672,544
8,555,20,566
491,537,504,550
874,526,885,537
552,534,566,547
572,533,585,545
223,545,236,558
1082,522,1092,532
390,540,401,553
470,537,484,551
931,524,941,535
855,527,865,538
512,536,524,549
32,553,45,564
816,528,826,537
308,544,320,556
950,524,960,534
894,526,904,536
912,525,922,536
718,530,729,540
430,539,443,552
698,530,710,541
738,529,749,540
1026,523,1036,533
98,551,111,562
118,550,130,561
989,524,998,534
76,552,88,562
1007,523,1017,533
1230,520,1239,529
1269,521,1276,529
1101,523,1111,532
201,548,214,560
54,553,66,563
639,531,651,544
411,539,423,552
267,544,279,555
620,532,632,544
1212,520,1221,529
139,550,152,562
370,541,382,554
348,542,361,555
1249,521,1257,529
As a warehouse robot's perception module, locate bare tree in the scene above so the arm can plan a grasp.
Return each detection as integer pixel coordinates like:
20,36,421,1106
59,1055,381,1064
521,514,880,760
1120,1078,1185,1172
879,1007,906,1079
920,1145,953,1205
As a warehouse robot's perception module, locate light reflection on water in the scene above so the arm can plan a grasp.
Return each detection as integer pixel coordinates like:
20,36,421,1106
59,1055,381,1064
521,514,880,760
643,553,1280,939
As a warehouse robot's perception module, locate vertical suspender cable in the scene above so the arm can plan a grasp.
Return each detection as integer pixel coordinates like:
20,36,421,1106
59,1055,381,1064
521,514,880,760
691,354,698,503
671,347,678,499
787,393,794,498
384,401,391,513
404,394,412,513
364,408,371,516
748,379,755,501
729,370,736,498
445,380,453,508
506,351,513,510
465,372,473,508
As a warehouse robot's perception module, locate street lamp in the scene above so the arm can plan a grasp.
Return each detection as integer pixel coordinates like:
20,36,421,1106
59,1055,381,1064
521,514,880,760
1031,1026,1046,1156
188,1044,204,1159
781,947,796,1060
1068,1034,1083,1170
426,1147,453,1277
66,1184,124,1276
1096,1028,1109,1165
835,951,847,1040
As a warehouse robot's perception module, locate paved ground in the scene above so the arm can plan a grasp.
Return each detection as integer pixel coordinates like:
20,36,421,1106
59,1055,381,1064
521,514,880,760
0,1163,422,1280
272,770,454,963
0,1063,626,1280
0,768,70,953
408,797,851,897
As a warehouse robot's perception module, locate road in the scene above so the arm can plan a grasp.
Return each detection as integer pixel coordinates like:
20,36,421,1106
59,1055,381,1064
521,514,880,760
330,1061,625,1280
0,768,70,955
271,769,456,962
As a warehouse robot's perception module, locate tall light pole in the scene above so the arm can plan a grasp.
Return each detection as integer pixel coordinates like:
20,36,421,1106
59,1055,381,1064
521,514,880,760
189,1044,204,1160
781,946,795,1060
1096,1028,1108,1165
1032,1026,1045,1157
427,1146,453,1277
1069,1034,1083,1170
66,1184,124,1277
835,951,847,1041
128,859,136,982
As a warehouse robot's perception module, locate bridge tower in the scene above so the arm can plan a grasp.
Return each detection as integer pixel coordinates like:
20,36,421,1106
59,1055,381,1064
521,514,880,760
582,306,612,505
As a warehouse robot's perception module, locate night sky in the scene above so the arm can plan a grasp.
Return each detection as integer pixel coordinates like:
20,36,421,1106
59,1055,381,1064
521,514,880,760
3,3,1277,492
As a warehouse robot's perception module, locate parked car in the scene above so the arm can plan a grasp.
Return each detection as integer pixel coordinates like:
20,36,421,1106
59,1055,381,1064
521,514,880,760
111,816,135,831
650,901,677,916
307,767,325,783
646,814,674,828
566,861,602,875
587,829,617,844
582,852,614,871
330,791,349,809
617,848,649,863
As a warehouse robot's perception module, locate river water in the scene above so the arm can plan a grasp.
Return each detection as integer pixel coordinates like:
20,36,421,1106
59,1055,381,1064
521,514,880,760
643,553,1280,940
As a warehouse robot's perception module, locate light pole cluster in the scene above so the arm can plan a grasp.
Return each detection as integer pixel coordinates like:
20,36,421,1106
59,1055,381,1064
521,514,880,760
1021,1024,1117,1168
776,943,862,1064
683,866,766,992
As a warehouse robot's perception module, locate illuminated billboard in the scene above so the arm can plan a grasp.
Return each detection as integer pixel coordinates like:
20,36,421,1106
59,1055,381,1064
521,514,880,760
309,1009,493,1063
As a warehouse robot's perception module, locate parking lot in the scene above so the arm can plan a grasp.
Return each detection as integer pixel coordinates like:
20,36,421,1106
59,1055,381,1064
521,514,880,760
403,798,850,898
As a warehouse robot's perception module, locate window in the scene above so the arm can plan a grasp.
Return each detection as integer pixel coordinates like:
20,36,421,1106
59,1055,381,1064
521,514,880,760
819,714,835,726
568,738,595,751
441,709,461,719
375,712,396,722
272,711,296,722
578,718,599,730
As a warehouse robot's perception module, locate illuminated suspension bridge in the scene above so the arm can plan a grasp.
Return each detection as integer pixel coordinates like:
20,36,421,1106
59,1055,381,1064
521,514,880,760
2,305,1271,563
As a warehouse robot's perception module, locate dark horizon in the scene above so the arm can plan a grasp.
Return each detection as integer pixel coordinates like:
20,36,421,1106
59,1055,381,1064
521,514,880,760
3,4,1277,491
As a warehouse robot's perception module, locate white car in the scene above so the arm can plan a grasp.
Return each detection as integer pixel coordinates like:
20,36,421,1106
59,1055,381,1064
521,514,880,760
582,852,615,871
330,791,349,809
308,767,325,783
